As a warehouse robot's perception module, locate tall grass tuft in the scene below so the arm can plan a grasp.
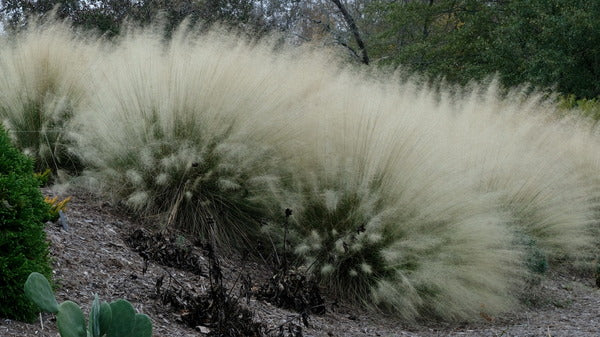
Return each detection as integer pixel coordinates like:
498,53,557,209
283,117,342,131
432,82,598,266
72,25,339,247
0,20,93,173
9,21,599,322
264,77,527,321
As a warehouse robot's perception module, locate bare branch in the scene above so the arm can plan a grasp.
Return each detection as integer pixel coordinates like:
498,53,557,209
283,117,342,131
329,0,369,65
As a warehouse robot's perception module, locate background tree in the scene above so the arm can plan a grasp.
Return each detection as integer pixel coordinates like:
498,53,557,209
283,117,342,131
1,0,263,36
1,0,598,97
491,0,600,98
364,0,600,98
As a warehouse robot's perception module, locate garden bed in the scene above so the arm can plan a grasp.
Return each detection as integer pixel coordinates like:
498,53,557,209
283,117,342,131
1,188,598,337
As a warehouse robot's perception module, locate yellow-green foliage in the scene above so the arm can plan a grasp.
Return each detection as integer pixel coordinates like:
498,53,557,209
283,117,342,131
4,21,600,322
44,195,72,221
559,94,600,122
34,168,52,186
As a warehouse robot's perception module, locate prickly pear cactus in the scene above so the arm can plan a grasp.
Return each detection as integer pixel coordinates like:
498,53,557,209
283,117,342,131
56,301,86,337
23,272,59,314
132,313,152,337
24,272,152,337
104,299,152,337
88,295,112,337
106,300,135,337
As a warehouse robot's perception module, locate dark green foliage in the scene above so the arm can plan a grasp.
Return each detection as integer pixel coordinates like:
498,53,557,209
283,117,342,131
278,189,395,302
1,0,264,38
492,0,600,98
596,260,600,288
0,125,52,322
524,239,548,275
513,233,547,287
366,0,600,99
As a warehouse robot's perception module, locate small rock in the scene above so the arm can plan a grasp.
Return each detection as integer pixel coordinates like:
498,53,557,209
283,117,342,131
195,325,211,334
58,210,69,231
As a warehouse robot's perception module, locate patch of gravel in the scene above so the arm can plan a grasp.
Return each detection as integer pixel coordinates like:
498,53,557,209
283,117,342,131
1,188,598,337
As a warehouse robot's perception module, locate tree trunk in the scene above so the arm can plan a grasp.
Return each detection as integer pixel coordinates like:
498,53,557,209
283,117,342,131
330,0,369,65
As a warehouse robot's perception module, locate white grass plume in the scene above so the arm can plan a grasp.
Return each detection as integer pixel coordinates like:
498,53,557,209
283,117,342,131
0,20,94,172
268,75,526,321
431,82,598,264
72,24,339,247
14,21,597,322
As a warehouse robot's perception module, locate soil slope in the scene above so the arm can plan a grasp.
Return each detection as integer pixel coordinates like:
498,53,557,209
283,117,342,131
1,188,599,337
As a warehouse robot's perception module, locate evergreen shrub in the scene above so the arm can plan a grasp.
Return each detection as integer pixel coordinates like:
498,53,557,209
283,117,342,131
0,125,53,321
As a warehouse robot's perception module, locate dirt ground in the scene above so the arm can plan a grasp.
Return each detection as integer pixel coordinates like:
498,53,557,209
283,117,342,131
1,188,598,337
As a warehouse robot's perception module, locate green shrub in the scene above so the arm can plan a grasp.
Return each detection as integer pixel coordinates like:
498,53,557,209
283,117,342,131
558,94,600,122
24,272,152,337
0,125,53,322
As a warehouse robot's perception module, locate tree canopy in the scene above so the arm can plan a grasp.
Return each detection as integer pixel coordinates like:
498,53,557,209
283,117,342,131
1,0,598,98
364,0,600,98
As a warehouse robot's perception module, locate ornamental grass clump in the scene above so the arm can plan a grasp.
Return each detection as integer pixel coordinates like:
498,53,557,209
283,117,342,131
433,83,598,267
16,21,599,323
0,20,93,173
265,78,525,321
72,25,334,248
540,112,600,271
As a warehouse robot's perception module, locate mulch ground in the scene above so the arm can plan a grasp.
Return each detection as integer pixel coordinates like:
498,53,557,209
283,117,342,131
1,187,599,336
